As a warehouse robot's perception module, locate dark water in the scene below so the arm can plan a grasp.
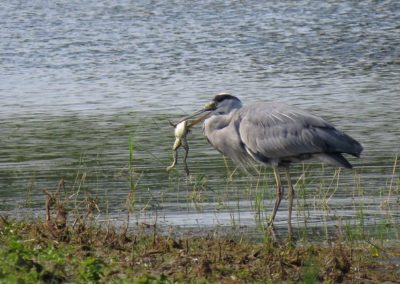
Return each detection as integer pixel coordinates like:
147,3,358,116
1,1,399,239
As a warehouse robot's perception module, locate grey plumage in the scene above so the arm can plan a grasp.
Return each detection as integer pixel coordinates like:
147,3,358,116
178,93,363,238
203,96,362,169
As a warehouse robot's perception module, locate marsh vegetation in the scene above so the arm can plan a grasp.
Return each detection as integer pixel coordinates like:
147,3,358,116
2,1,400,282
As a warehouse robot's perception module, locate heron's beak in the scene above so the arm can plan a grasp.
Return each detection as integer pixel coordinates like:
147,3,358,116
187,112,211,127
175,101,216,127
176,108,207,124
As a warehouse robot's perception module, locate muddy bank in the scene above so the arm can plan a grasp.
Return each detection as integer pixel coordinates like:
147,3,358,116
1,215,399,283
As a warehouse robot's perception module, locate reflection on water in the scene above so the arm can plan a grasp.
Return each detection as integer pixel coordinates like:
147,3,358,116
1,0,399,239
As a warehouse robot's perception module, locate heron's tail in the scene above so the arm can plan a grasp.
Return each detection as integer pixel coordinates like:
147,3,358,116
315,127,363,157
314,153,353,168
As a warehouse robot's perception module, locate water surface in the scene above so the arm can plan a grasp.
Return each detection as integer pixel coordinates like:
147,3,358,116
1,0,399,240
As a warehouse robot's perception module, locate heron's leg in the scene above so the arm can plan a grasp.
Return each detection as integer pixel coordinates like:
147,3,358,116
268,167,284,226
284,167,294,239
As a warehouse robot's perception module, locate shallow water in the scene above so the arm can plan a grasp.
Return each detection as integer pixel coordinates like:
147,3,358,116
1,0,399,240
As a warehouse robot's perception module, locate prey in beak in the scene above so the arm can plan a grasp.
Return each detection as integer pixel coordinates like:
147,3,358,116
166,100,217,176
166,120,191,176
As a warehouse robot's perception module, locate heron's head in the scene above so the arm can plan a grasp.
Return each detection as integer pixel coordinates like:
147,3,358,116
206,93,242,114
176,93,242,127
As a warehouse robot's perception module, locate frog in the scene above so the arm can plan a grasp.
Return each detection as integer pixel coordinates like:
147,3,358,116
166,120,190,176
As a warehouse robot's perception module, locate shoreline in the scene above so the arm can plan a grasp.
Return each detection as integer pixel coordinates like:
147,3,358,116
1,216,399,283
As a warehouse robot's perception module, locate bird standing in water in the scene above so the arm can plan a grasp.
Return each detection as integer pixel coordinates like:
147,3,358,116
177,93,363,238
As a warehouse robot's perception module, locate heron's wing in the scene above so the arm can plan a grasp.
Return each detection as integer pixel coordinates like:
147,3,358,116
238,102,362,162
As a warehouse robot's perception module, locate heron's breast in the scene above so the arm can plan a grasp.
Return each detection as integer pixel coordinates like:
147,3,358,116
206,123,246,160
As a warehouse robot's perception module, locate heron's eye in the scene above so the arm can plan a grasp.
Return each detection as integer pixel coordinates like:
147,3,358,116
204,102,217,111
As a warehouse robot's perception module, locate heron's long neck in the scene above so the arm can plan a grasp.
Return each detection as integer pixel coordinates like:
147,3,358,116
204,110,236,131
203,110,240,150
203,109,246,163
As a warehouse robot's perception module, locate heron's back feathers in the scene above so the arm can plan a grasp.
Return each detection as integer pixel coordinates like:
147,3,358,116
236,102,363,167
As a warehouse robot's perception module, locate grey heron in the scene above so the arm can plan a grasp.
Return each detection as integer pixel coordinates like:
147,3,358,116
177,93,363,236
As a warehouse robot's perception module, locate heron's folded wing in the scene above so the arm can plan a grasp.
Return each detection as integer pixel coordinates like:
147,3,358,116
237,103,359,160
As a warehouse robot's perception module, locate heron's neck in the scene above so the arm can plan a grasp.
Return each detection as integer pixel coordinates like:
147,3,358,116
204,109,237,132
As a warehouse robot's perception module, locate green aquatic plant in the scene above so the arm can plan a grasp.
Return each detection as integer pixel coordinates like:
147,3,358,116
301,258,320,284
78,257,104,283
128,135,136,192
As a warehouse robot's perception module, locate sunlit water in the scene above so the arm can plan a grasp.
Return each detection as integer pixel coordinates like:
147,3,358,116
1,1,399,240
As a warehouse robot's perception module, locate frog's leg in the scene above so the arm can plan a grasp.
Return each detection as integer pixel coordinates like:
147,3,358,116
181,136,189,176
166,149,178,172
